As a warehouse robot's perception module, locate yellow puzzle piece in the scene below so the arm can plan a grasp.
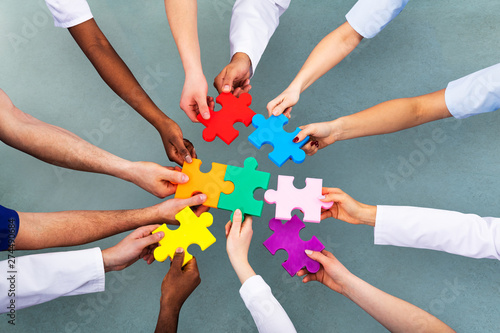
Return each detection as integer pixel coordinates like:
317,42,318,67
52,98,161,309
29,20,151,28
152,206,216,266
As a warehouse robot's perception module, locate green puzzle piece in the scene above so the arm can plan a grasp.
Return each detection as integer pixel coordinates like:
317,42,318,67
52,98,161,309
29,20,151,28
218,157,270,219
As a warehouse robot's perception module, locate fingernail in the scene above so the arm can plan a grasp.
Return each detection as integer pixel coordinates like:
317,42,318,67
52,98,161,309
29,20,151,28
234,209,242,217
181,174,189,182
176,248,184,254
203,113,210,120
293,137,299,143
199,194,207,201
305,249,313,255
318,195,326,200
310,141,314,146
156,231,165,239
223,85,230,92
185,155,193,164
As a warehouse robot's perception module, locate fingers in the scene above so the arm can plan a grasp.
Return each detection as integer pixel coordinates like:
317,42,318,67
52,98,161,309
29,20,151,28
161,168,189,184
183,138,197,160
221,71,237,94
241,214,253,233
304,249,330,266
171,247,185,270
170,135,193,165
230,209,243,236
175,194,208,210
267,96,286,117
213,68,227,93
293,125,314,144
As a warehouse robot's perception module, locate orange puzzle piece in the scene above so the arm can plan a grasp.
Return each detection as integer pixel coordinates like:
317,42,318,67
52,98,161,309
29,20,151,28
175,158,234,208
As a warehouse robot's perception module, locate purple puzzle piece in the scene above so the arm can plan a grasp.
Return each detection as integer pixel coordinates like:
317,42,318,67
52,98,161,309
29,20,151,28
263,215,325,277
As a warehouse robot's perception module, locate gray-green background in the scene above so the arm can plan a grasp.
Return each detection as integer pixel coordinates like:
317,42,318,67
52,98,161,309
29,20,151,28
1,0,499,332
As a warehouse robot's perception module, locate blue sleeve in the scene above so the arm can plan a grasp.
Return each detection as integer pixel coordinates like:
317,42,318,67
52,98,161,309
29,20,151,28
0,205,19,251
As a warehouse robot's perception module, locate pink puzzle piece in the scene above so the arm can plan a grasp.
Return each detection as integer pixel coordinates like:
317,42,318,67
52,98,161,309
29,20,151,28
263,216,325,277
264,175,334,223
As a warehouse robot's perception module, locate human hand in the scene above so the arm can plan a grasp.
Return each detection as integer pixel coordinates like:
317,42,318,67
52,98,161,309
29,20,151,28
102,225,163,272
225,209,256,284
157,117,197,166
127,162,188,198
320,188,376,226
293,121,340,156
155,194,210,225
266,85,301,118
214,52,252,97
160,248,201,311
297,249,353,294
180,73,215,122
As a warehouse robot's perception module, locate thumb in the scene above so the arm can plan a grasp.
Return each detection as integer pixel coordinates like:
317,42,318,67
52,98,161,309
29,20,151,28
171,135,192,164
221,71,237,93
293,125,313,143
137,231,164,250
161,167,189,184
171,248,185,269
197,96,211,120
176,193,207,208
304,249,329,266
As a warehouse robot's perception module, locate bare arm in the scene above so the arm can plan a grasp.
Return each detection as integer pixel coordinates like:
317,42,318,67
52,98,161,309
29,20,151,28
68,19,194,165
164,0,212,122
0,89,190,198
267,22,363,117
299,250,454,333
296,90,451,156
13,194,207,250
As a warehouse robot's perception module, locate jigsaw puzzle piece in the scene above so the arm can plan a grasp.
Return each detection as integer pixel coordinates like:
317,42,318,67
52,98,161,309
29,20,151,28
152,207,216,266
197,92,256,145
248,114,309,167
217,157,270,219
263,216,325,276
264,175,333,223
175,159,234,208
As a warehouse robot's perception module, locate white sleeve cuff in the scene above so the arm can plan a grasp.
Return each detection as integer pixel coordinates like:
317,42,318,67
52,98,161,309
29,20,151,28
45,0,94,28
445,63,500,119
346,0,409,39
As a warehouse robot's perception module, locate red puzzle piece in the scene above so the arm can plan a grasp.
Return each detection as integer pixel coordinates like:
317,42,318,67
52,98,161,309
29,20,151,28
197,92,256,145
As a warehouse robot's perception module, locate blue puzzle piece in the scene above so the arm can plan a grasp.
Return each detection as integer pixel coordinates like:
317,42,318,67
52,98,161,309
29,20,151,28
248,114,309,167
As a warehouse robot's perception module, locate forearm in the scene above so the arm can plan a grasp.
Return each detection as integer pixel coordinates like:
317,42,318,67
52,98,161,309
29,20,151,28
230,259,256,284
155,305,180,333
68,19,170,129
333,89,451,142
289,22,363,93
15,206,162,250
342,274,454,332
0,103,135,180
164,0,202,77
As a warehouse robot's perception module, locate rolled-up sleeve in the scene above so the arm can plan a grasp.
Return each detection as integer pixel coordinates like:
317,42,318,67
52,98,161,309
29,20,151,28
375,205,500,260
346,0,410,39
44,0,93,28
0,247,105,312
445,63,500,119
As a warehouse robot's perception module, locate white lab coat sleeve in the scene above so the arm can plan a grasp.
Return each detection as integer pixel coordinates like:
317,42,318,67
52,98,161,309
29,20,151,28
0,247,105,313
44,0,93,28
239,275,297,333
445,63,500,119
375,205,500,260
346,0,410,38
230,0,291,76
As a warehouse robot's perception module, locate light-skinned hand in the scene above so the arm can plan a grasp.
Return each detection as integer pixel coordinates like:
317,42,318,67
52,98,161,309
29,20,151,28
155,194,210,225
320,188,376,226
266,86,301,118
102,225,164,272
214,52,252,97
293,121,339,156
180,73,215,122
297,249,353,294
128,163,187,198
